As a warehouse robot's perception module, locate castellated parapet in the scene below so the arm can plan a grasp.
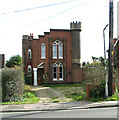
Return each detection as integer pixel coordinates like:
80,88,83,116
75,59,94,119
70,21,81,30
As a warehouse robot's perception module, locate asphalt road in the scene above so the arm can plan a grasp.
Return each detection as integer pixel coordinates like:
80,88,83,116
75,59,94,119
1,107,118,118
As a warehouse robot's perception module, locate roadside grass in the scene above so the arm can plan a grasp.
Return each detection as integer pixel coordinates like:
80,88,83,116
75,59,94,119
2,85,40,105
2,97,40,105
86,92,119,102
106,92,119,101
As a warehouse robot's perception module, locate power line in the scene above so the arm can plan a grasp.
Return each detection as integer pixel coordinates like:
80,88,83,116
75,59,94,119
0,0,79,15
20,0,91,30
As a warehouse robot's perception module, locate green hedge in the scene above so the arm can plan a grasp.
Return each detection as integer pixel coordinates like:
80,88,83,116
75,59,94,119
2,68,24,102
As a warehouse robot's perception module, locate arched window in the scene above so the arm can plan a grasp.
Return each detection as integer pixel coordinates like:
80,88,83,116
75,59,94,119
53,62,63,81
28,49,32,59
53,40,63,59
41,43,46,59
28,65,32,72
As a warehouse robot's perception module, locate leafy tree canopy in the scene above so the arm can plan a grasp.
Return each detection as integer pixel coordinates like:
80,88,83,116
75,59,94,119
82,56,108,67
6,55,22,68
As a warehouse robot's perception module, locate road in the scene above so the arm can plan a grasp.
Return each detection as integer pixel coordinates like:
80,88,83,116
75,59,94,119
1,107,118,118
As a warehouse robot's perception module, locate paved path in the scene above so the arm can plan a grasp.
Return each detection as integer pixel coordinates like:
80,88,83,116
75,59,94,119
1,101,119,112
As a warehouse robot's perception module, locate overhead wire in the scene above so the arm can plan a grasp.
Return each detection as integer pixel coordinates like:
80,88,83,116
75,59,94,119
0,0,79,15
20,0,92,30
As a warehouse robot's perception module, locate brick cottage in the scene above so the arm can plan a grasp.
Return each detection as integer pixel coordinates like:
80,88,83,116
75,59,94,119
22,21,83,86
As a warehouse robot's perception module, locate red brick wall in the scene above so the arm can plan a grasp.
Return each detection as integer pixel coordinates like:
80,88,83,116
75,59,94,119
86,83,116,98
72,68,83,82
31,30,73,83
23,29,82,85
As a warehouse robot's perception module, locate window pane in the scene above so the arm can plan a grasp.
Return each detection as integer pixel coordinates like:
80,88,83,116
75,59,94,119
59,67,62,72
53,45,57,58
59,66,63,79
53,67,56,72
28,53,31,58
54,73,57,78
53,67,57,79
59,45,63,58
28,49,32,59
59,45,62,51
28,65,32,72
41,44,45,58
42,45,45,50
59,73,62,78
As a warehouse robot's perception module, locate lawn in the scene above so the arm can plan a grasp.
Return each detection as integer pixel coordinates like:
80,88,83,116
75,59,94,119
44,83,87,102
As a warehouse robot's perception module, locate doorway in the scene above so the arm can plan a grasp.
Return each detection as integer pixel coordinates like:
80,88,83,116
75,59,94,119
37,68,44,85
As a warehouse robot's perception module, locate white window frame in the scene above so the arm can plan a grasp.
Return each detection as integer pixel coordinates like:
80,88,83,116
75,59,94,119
53,62,63,81
28,65,32,73
53,40,63,59
58,44,63,59
53,65,57,81
59,65,63,81
53,44,57,59
28,49,32,59
41,43,46,59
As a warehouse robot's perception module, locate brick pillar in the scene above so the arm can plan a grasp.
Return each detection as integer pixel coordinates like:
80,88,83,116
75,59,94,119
86,83,91,98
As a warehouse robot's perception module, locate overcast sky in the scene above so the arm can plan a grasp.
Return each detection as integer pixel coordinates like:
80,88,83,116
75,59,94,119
0,0,118,62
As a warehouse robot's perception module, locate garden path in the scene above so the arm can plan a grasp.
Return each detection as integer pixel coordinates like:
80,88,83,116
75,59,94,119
30,86,72,103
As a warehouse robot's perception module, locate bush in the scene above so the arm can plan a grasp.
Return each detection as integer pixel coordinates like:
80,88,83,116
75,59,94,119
2,68,24,102
24,84,31,92
43,73,48,85
24,72,33,85
83,59,106,98
23,92,36,98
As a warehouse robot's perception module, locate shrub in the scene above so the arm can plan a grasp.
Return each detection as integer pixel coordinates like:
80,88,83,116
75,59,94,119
2,68,24,102
43,73,48,85
24,72,33,85
23,92,36,98
83,59,106,98
24,84,31,92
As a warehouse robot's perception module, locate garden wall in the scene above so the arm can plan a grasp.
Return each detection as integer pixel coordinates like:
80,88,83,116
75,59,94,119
86,83,116,98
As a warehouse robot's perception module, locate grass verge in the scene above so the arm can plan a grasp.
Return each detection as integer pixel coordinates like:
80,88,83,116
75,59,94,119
2,91,40,105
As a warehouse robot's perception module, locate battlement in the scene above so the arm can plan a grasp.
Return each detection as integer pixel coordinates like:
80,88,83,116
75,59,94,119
22,33,33,40
70,21,81,30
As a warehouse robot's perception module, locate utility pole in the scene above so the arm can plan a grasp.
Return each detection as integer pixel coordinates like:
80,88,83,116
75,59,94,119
108,0,114,97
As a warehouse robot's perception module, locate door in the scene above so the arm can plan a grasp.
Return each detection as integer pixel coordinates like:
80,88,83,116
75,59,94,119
37,68,44,85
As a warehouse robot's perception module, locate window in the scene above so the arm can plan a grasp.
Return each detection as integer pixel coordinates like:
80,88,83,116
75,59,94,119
59,45,63,59
53,40,63,59
41,43,46,59
28,49,32,59
28,65,32,72
53,45,57,59
59,67,63,80
53,66,57,80
53,62,63,81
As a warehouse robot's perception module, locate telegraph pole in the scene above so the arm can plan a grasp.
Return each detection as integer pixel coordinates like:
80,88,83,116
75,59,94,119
108,0,114,97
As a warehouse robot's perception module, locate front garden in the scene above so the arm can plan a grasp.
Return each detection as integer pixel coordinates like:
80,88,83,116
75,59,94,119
1,56,119,105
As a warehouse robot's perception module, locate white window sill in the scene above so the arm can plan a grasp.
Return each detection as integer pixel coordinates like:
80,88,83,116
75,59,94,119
41,58,46,59
53,79,57,81
53,79,64,81
59,57,63,59
59,79,63,81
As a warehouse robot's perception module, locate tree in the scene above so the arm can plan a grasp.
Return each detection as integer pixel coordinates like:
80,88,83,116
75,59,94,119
6,55,22,68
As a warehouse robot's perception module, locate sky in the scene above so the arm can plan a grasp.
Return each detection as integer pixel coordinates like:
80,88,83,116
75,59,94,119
0,0,118,63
